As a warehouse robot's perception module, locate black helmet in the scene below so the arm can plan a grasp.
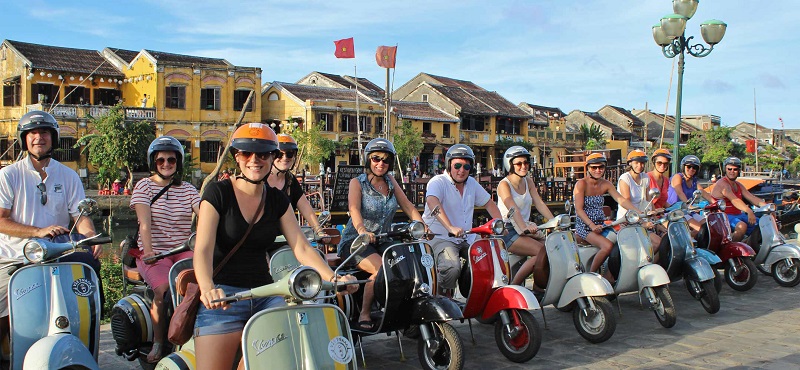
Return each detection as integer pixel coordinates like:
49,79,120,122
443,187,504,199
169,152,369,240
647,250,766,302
364,138,396,170
723,157,742,169
18,110,59,151
502,146,531,173
680,155,701,168
147,136,184,172
445,144,475,171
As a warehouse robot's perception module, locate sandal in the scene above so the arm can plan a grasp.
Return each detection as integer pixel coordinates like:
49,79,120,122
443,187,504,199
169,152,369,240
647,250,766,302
146,342,164,363
354,320,375,331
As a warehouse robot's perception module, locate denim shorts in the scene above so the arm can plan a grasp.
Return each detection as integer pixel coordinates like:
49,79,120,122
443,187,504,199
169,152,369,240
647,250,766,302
727,213,757,235
501,228,521,247
194,284,285,337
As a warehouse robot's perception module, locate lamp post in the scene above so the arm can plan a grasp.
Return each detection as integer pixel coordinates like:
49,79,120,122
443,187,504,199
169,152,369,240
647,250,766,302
653,0,726,174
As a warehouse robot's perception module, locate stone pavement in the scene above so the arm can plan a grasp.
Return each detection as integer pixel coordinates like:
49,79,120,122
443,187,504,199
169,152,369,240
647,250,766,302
99,276,800,369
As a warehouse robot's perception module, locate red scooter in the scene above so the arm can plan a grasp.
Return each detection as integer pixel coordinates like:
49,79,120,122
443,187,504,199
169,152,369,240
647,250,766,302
431,206,542,363
695,198,758,291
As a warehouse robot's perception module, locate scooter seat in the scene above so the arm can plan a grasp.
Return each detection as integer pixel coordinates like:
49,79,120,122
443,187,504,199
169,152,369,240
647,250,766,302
123,265,143,282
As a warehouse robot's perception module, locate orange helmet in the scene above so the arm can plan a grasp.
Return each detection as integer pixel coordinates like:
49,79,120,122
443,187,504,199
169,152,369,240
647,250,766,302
626,150,647,163
585,153,607,165
277,134,298,152
230,123,278,153
651,148,672,162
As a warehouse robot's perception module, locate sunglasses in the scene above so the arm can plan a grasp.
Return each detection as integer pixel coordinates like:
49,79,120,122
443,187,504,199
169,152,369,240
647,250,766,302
655,161,670,166
155,157,178,165
453,163,473,171
512,161,530,167
238,151,272,161
370,156,391,164
276,151,296,160
685,165,699,170
726,167,740,172
588,165,606,171
37,182,47,205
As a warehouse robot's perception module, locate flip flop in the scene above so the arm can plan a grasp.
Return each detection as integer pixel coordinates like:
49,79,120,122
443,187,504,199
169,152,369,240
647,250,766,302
355,320,375,331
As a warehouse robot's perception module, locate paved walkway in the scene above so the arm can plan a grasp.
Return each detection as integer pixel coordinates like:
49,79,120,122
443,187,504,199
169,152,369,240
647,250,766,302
99,276,800,369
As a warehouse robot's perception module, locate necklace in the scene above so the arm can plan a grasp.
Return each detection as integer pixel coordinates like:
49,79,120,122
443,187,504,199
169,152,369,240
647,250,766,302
370,175,386,192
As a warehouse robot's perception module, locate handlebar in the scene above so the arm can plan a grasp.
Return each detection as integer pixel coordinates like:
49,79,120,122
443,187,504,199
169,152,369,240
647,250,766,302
210,279,371,303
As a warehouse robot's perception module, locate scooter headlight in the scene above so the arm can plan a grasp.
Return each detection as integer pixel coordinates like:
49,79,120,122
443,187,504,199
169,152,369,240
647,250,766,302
491,219,505,235
288,266,322,300
625,211,640,224
767,203,776,213
718,199,726,211
558,214,572,228
408,221,426,240
668,210,685,222
23,240,45,263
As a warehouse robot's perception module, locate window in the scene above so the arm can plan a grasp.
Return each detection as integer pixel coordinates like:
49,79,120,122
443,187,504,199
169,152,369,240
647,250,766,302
268,92,279,101
422,94,428,102
0,138,17,160
65,86,89,105
317,113,334,131
341,115,356,132
32,83,59,105
423,122,432,134
496,117,522,135
460,114,485,131
375,117,384,135
233,90,253,112
442,124,451,138
200,140,221,163
95,88,121,106
200,87,221,110
2,79,20,106
165,86,186,109
53,137,79,162
359,116,371,133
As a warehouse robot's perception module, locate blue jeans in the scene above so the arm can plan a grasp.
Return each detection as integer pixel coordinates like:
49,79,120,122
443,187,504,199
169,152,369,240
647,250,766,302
194,284,285,336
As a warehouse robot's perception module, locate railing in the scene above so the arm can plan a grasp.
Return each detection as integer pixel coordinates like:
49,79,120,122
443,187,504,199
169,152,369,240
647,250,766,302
26,104,156,121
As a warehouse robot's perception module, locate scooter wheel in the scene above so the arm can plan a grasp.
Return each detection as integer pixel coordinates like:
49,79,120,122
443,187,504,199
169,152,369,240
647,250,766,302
698,280,720,314
771,258,800,287
573,296,616,343
417,322,464,370
652,286,677,328
494,309,541,363
724,258,758,291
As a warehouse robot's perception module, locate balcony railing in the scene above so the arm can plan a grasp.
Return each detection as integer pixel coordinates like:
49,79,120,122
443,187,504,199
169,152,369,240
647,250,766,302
26,104,156,121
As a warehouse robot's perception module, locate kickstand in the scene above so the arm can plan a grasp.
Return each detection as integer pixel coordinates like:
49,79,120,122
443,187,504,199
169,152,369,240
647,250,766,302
356,336,366,368
467,319,476,345
615,297,622,317
540,308,548,330
395,331,406,362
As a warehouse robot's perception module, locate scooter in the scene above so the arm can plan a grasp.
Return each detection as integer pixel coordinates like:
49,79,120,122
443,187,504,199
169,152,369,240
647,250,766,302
577,189,677,328
745,203,800,287
109,234,195,369
508,203,617,343
6,199,111,370
656,200,721,314
695,199,759,291
430,206,542,363
270,212,337,281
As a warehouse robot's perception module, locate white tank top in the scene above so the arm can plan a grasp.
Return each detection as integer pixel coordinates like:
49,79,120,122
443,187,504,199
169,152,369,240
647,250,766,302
498,177,533,222
616,171,650,220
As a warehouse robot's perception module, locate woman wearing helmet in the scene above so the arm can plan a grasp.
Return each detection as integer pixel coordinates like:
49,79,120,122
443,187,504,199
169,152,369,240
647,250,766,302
647,148,672,209
671,155,715,235
130,136,200,362
336,138,425,331
267,133,327,236
617,150,650,220
194,123,357,369
497,146,554,286
573,153,641,275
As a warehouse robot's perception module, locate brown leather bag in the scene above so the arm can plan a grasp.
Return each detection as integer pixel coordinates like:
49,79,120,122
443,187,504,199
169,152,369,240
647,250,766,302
167,187,266,346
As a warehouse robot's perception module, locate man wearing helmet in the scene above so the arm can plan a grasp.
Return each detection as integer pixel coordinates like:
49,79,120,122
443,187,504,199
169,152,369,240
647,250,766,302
671,155,715,236
422,144,503,295
0,110,99,341
710,157,768,242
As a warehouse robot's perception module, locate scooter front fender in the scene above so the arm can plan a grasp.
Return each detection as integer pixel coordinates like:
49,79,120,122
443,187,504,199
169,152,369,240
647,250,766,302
719,241,756,261
764,243,800,267
695,248,722,266
683,256,716,282
481,285,540,321
411,296,464,324
556,273,614,309
23,334,99,370
637,264,671,291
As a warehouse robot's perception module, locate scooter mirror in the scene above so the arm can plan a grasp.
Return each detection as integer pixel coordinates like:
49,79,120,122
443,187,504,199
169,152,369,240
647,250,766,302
318,211,331,225
692,190,702,200
185,233,196,250
565,200,571,212
648,188,661,201
430,205,441,217
77,198,99,215
350,234,369,254
506,207,516,220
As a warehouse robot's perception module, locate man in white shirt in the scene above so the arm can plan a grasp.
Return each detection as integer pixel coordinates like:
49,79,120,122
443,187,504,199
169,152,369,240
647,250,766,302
423,144,502,295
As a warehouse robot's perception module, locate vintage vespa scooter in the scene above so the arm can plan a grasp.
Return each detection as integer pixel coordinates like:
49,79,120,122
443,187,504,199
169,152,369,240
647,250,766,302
6,199,111,370
577,189,677,328
695,199,759,291
430,206,542,363
745,203,800,287
508,203,617,344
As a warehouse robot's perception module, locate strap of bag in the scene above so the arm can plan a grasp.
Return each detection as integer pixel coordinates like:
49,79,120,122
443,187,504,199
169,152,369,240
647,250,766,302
132,183,173,242
212,185,267,277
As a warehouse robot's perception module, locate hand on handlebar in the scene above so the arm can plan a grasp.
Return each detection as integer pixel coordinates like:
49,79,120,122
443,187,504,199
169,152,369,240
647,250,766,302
36,225,69,239
747,211,757,226
337,274,359,295
591,224,604,234
524,222,538,235
201,287,230,310
447,226,465,238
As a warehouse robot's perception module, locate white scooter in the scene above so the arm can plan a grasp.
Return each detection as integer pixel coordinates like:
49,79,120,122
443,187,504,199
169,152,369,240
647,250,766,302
746,203,800,287
6,199,111,370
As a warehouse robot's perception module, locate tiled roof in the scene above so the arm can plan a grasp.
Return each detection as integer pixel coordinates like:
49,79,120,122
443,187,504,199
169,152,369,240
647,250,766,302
345,76,384,94
642,112,696,139
278,82,378,103
315,72,385,95
144,49,228,67
466,89,531,118
430,85,531,118
6,40,124,77
519,103,567,118
107,48,140,64
585,112,631,136
426,73,484,90
606,105,645,127
392,101,459,122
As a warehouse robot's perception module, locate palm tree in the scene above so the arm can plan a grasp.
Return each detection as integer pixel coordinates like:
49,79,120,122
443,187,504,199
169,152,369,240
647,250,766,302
580,123,606,149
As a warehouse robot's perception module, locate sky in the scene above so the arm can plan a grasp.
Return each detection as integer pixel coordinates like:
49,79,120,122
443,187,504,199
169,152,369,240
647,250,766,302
1,0,797,130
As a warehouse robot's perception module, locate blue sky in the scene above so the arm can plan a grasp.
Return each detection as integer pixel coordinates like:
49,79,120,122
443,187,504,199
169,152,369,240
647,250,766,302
1,0,796,130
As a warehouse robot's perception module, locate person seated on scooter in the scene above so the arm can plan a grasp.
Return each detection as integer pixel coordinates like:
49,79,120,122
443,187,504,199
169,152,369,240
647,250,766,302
573,153,641,277
195,123,357,370
422,144,503,297
336,138,425,331
0,111,101,346
496,146,554,287
130,136,200,363
710,157,768,243
670,155,716,237
267,134,328,239
617,150,662,251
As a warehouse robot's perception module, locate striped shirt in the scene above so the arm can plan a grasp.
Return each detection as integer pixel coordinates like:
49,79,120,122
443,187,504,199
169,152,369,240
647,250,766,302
130,178,200,252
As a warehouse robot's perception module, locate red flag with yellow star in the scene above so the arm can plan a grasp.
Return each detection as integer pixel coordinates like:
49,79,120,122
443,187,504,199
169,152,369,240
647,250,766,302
334,38,355,58
375,45,397,68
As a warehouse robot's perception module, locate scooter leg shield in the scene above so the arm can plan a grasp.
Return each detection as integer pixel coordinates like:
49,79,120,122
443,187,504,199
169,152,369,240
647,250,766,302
683,257,716,282
637,264,671,291
411,296,464,324
763,244,800,267
23,333,99,370
719,242,756,261
157,347,196,370
481,285,540,321
695,248,722,265
556,273,614,309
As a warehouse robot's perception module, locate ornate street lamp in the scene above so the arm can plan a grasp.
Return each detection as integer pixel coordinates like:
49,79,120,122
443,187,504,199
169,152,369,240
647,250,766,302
653,0,726,174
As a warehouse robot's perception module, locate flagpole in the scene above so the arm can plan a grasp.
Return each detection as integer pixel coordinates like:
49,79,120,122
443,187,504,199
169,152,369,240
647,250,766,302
356,65,363,165
384,67,390,139
754,88,758,173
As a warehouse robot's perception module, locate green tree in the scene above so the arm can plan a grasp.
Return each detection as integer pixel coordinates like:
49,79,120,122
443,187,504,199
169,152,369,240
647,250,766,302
495,137,533,153
680,127,744,173
292,121,339,171
76,104,154,189
580,124,606,149
392,120,424,172
742,144,786,171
